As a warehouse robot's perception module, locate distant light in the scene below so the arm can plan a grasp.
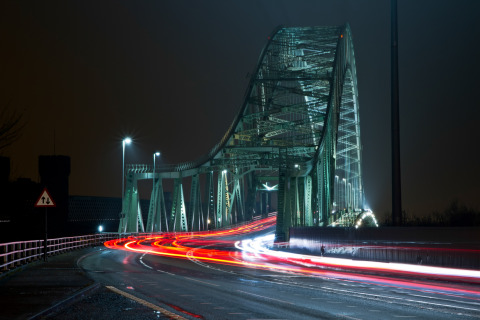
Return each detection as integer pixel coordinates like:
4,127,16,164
262,183,278,191
155,152,160,156
98,225,103,232
124,137,132,144
340,34,344,38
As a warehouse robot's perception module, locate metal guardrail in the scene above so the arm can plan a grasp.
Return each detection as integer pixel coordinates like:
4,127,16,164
272,242,290,249
0,215,278,273
0,233,120,273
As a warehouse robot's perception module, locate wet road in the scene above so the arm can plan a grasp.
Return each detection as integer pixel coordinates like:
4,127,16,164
73,245,480,320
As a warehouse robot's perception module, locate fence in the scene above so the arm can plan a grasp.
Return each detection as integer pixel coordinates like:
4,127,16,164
0,233,119,273
0,216,277,274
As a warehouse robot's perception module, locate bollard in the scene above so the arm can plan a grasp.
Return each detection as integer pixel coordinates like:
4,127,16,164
22,242,26,265
15,243,21,267
1,244,7,272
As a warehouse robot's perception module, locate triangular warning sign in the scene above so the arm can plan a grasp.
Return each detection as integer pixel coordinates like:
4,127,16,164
35,188,56,207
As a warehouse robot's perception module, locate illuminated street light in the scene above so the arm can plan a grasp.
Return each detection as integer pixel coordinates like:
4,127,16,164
262,183,278,191
335,175,339,211
348,182,352,211
122,137,132,214
153,151,161,189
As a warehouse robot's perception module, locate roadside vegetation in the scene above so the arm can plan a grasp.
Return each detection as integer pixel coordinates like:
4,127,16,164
382,200,480,227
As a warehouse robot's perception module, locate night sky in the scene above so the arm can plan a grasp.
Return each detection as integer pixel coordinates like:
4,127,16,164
1,1,479,222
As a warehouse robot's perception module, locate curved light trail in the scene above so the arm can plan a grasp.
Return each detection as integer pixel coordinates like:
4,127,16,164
105,216,480,298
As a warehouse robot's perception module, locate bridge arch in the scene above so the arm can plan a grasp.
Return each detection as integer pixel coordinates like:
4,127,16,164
119,24,366,241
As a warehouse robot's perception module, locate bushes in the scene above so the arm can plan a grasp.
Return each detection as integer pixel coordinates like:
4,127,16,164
384,200,480,226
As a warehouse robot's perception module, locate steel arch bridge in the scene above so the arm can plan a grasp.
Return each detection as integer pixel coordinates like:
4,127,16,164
119,24,366,241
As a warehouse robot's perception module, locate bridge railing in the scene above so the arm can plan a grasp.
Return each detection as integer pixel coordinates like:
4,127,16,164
0,233,120,273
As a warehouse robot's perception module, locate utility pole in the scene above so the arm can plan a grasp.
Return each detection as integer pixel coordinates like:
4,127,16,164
391,0,402,226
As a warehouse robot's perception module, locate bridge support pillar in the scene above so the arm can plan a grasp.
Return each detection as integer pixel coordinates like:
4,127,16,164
230,173,244,224
146,176,167,232
119,172,144,233
188,174,202,231
275,148,289,242
204,172,215,229
304,175,313,226
170,178,188,231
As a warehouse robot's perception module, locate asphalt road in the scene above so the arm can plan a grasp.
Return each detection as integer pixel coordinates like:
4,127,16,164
59,245,480,320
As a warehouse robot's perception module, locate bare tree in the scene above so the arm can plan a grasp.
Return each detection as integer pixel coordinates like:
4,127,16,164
0,106,25,151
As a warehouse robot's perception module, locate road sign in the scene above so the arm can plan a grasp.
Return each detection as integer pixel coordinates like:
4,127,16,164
35,188,56,207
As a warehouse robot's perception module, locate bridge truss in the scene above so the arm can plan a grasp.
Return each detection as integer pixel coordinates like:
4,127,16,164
118,24,366,241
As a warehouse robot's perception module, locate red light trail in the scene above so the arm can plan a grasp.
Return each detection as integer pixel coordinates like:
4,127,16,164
105,216,480,299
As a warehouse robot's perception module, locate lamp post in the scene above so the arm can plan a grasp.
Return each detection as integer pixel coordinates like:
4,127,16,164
153,152,160,188
122,137,132,213
150,151,161,232
334,175,339,211
347,182,352,212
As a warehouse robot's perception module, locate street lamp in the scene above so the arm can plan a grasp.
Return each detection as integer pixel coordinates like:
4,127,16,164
347,182,352,211
122,137,132,213
153,152,160,189
334,175,339,211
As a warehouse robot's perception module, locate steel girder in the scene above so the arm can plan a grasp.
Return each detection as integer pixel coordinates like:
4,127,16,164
119,24,365,238
118,172,145,233
170,177,188,232
188,174,202,231
146,176,168,232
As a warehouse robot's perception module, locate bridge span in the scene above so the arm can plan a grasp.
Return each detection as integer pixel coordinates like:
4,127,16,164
119,24,371,241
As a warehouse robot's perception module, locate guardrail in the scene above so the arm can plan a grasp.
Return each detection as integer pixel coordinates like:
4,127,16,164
272,242,290,249
0,233,119,273
0,215,278,274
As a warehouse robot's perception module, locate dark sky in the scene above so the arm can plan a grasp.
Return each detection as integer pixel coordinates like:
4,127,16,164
1,0,479,221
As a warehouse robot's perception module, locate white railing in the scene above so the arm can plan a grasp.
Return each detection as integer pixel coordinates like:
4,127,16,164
0,233,119,272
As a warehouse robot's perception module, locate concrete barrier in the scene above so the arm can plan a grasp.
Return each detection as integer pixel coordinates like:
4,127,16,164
289,227,480,269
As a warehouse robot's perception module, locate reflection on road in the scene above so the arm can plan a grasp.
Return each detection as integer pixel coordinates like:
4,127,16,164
105,215,480,299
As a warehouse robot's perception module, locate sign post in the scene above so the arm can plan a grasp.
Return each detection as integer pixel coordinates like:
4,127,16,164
35,188,56,262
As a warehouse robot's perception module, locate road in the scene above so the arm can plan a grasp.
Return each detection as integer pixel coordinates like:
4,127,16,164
70,218,480,319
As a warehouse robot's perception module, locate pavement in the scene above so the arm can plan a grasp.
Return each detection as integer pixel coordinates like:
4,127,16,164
0,247,101,320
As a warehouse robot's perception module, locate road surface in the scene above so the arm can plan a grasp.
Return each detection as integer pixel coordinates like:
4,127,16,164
68,219,480,319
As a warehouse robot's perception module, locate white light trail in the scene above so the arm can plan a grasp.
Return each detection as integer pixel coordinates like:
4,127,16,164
236,233,480,281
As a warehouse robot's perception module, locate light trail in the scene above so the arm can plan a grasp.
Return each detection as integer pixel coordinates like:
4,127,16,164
105,216,480,298
236,234,480,282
